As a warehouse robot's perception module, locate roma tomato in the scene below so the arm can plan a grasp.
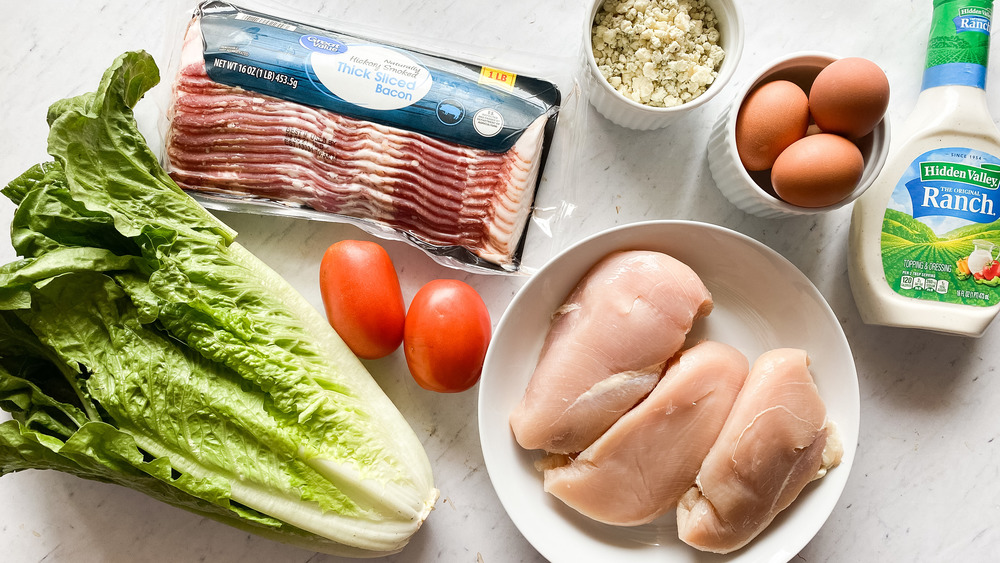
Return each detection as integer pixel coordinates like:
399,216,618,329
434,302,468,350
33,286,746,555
319,240,405,360
404,279,492,393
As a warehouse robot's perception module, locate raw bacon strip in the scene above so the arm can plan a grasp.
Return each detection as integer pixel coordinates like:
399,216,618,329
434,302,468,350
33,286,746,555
164,20,546,267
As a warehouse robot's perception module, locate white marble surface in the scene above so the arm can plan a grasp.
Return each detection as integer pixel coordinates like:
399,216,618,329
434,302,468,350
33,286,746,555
2,1,999,562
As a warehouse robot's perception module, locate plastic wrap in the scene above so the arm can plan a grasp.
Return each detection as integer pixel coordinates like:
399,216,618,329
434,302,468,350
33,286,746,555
159,0,585,274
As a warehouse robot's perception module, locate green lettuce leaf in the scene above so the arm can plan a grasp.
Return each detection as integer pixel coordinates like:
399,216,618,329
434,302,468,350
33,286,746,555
0,51,436,557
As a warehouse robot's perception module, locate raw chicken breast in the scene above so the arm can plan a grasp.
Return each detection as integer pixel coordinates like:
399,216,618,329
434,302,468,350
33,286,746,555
542,341,749,526
676,348,843,554
509,250,713,454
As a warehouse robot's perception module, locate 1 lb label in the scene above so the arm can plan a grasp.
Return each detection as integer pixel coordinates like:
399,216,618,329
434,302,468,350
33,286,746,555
881,147,1000,307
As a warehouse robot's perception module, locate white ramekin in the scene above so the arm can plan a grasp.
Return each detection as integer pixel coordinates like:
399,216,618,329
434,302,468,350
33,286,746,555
707,52,891,218
585,0,745,131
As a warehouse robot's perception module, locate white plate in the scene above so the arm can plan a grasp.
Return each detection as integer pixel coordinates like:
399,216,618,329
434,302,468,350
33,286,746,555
478,220,859,563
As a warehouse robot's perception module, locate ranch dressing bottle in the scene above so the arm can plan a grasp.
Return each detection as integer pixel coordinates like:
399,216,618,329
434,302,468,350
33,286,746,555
849,0,1000,337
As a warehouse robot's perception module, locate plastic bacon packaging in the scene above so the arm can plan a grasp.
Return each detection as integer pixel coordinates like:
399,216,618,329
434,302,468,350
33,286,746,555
164,1,562,272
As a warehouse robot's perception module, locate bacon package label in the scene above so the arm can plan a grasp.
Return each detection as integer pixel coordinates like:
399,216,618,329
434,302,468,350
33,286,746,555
165,1,562,272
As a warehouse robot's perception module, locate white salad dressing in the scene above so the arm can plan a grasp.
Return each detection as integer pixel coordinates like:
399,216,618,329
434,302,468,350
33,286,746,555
849,0,1000,337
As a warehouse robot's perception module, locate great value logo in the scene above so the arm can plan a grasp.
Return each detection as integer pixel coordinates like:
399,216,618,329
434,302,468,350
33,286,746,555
299,34,347,54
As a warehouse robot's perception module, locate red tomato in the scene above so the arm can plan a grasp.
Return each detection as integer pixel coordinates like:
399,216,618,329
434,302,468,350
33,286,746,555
984,260,1000,281
403,279,492,393
319,240,405,360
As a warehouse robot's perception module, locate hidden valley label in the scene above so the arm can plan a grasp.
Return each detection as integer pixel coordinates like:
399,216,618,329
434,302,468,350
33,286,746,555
923,0,992,89
881,147,1000,307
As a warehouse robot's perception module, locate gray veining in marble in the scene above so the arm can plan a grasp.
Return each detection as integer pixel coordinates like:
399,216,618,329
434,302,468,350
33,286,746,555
1,1,998,562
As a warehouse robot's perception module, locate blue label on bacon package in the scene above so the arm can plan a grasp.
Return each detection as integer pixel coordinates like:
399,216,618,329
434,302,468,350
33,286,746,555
195,1,560,152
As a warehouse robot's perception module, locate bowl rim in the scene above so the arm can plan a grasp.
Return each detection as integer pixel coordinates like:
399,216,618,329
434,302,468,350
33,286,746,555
584,0,746,115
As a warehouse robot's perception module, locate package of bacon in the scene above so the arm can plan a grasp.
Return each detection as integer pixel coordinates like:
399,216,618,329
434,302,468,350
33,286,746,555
164,1,562,272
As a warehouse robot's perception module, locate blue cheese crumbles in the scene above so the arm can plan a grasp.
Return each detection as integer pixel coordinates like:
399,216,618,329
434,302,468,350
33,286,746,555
592,0,726,107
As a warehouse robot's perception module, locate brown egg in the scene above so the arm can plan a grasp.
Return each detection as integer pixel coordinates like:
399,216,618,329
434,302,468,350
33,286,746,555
809,57,890,139
735,80,810,172
771,133,865,208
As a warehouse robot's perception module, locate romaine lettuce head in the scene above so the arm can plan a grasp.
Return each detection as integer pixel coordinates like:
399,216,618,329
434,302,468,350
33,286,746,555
0,51,437,558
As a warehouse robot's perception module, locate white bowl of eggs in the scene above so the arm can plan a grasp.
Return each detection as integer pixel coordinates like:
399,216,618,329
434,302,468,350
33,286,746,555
707,52,891,217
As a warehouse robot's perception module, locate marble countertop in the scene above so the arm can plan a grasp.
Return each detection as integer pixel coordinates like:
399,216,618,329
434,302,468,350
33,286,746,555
2,0,999,561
